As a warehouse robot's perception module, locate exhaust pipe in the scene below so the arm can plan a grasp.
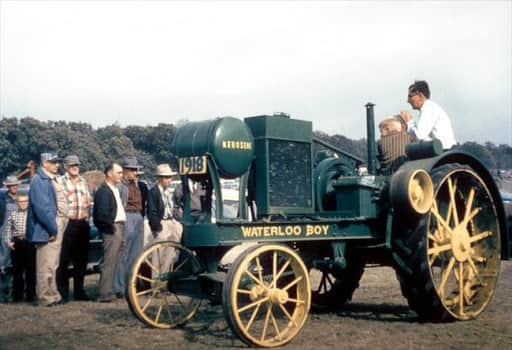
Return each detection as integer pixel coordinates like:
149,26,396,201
365,102,377,175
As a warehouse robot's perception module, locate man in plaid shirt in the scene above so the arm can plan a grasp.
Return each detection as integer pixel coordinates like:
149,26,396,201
4,192,36,302
56,155,92,301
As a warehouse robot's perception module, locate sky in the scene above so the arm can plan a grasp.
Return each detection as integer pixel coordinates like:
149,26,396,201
1,1,511,145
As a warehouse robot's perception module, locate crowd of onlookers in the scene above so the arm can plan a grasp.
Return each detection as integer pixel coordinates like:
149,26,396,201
0,152,185,306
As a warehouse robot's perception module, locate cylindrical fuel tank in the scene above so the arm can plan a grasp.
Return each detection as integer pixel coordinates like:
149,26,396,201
171,117,254,178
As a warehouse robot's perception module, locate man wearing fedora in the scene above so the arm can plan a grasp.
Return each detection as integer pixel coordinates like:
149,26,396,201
147,164,182,273
113,156,145,297
56,155,92,301
27,152,69,306
0,175,21,302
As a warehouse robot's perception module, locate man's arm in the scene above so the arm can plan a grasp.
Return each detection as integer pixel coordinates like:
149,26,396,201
29,177,58,235
146,188,162,234
403,105,436,141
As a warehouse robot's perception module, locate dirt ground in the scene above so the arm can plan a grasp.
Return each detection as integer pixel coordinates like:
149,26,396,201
1,261,511,350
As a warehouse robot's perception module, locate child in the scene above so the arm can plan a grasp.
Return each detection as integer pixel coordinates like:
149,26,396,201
4,192,36,302
377,115,414,174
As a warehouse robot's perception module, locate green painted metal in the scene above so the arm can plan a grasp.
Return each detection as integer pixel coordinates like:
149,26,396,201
182,220,379,247
171,117,254,179
333,175,386,218
244,114,314,216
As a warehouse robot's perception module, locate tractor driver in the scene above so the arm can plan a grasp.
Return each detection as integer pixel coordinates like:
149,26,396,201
400,80,457,150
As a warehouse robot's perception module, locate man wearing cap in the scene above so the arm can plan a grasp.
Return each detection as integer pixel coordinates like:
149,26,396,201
113,156,144,297
56,155,91,301
93,161,125,302
0,175,21,302
27,152,69,306
147,164,182,272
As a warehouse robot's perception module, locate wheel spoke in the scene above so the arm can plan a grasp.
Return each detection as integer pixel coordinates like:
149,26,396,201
438,257,456,299
237,288,253,295
287,297,305,305
283,276,303,291
469,231,491,243
137,288,155,297
431,201,454,236
260,303,272,342
272,252,277,287
463,187,476,223
173,256,190,273
462,208,481,226
255,256,264,285
466,257,485,286
245,301,262,332
141,295,154,312
278,303,298,327
137,274,154,283
145,258,160,274
173,293,185,308
270,310,281,339
458,262,464,315
447,177,460,226
163,295,174,322
238,296,269,313
245,269,267,289
271,259,291,288
155,303,164,324
428,243,452,256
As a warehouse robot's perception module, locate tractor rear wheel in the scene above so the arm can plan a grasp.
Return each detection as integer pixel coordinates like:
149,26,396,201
393,164,501,321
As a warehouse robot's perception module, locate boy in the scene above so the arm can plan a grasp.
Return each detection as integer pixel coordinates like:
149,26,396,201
5,193,36,302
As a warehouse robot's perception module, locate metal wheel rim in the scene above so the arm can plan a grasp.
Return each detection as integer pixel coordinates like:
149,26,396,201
427,168,500,319
229,244,311,347
127,241,201,328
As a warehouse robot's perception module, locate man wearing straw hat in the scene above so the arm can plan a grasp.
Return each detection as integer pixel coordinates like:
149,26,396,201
146,164,182,272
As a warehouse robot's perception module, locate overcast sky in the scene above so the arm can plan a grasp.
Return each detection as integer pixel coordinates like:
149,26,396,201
1,1,511,145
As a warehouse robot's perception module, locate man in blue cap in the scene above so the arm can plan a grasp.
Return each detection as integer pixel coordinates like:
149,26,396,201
27,152,69,306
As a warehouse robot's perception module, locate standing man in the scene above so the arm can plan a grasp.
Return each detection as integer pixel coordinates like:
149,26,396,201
27,152,68,307
146,164,182,272
113,156,144,297
56,155,91,301
93,162,125,302
400,80,457,150
0,176,21,302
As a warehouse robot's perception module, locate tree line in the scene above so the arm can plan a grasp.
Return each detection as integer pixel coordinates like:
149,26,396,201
0,116,510,181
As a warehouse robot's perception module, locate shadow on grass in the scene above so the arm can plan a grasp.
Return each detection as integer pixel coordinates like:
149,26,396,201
312,302,418,322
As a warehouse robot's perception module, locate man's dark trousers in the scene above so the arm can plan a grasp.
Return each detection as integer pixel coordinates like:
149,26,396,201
56,219,90,299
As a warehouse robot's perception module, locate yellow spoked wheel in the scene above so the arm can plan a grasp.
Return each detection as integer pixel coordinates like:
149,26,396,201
427,168,500,319
394,165,501,321
127,241,202,328
222,244,311,348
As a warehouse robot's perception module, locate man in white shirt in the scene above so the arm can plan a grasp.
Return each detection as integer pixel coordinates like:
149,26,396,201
400,80,457,150
92,162,126,302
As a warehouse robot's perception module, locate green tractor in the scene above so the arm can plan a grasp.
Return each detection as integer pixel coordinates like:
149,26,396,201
126,104,509,348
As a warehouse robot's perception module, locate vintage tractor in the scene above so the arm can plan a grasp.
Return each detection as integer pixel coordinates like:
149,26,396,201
126,104,509,348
